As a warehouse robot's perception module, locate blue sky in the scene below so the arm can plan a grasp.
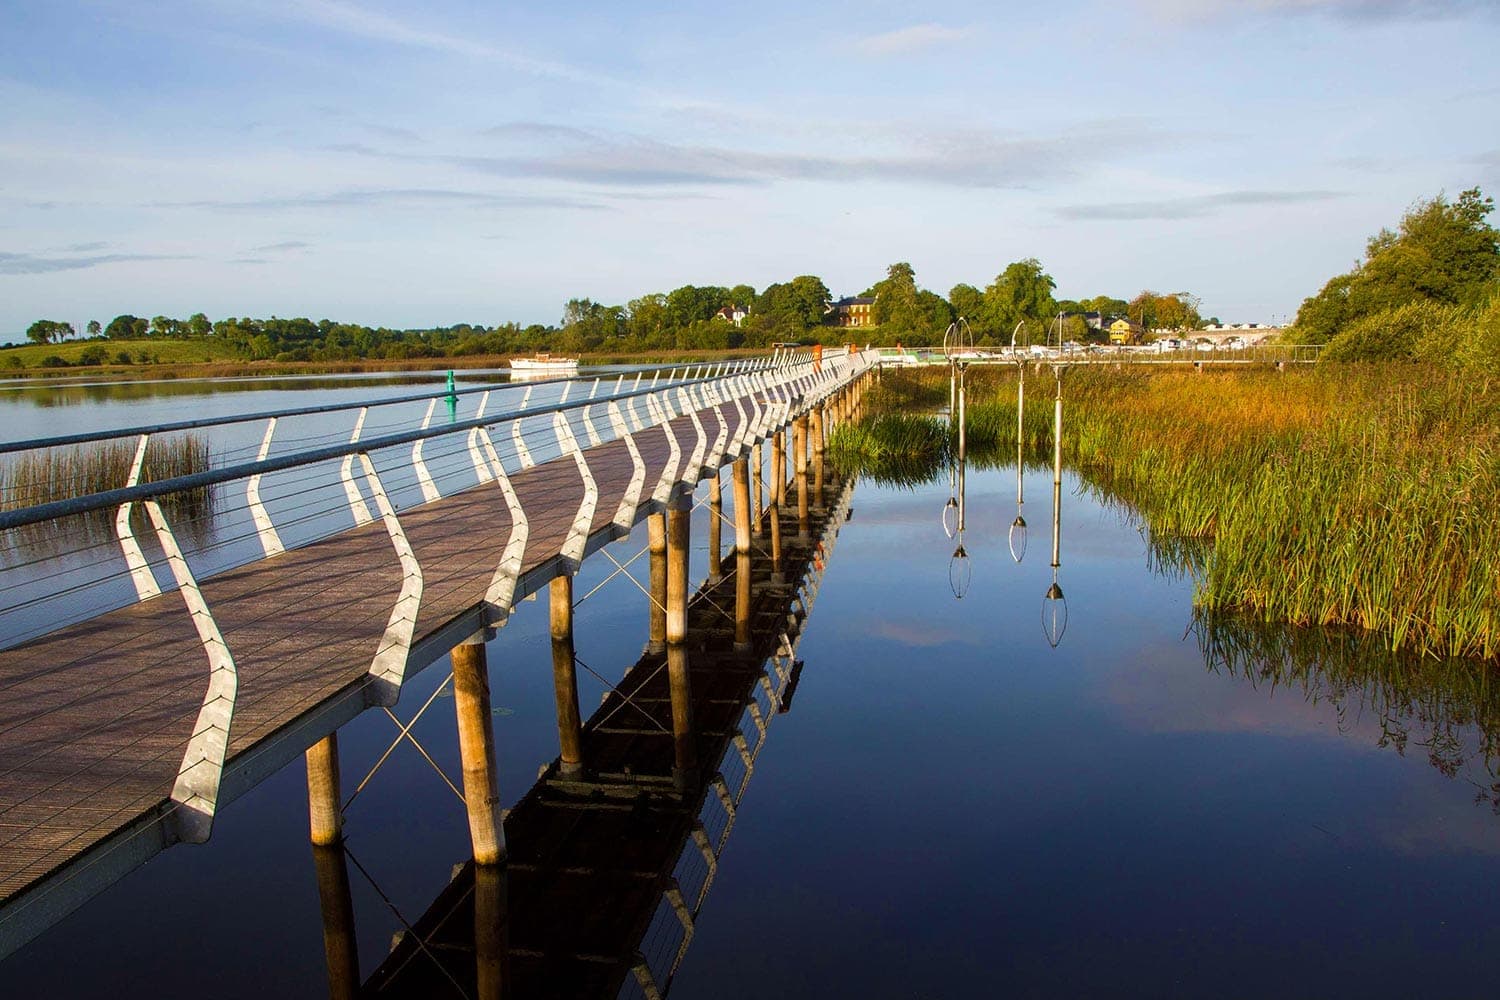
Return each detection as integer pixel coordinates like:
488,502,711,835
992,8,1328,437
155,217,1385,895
1,0,1496,336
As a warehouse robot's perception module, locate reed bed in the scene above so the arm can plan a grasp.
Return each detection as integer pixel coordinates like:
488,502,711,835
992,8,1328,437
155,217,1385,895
0,435,212,510
0,435,216,556
827,414,950,488
852,364,1500,661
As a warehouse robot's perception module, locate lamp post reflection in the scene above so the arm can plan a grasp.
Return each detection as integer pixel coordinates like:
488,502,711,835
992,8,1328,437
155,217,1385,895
943,357,972,599
1042,366,1068,647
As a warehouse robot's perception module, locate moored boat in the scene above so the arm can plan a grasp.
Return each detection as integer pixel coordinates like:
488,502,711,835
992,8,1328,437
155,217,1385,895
508,352,579,374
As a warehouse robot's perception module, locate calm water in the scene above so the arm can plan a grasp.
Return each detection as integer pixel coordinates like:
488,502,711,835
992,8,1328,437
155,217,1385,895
3,378,1499,998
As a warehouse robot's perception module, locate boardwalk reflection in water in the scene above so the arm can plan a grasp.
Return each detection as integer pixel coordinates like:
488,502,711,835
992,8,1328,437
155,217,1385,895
334,478,855,999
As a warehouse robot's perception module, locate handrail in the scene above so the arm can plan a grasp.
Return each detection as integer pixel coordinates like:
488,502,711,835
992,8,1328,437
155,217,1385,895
0,361,772,456
0,360,814,532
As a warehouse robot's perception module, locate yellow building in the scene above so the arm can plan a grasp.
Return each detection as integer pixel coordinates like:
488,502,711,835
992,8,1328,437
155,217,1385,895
833,296,875,328
1108,317,1144,344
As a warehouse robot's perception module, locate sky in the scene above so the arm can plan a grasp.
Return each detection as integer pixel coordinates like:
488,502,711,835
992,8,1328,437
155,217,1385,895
1,0,1497,337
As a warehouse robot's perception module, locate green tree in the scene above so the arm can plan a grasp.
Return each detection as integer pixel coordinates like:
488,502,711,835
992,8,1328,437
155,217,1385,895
665,285,729,328
627,294,669,344
1294,187,1500,344
1129,290,1161,330
26,319,72,344
983,259,1057,342
1080,295,1130,319
752,275,830,337
1154,292,1203,332
949,283,984,325
187,312,211,338
86,319,101,338
866,262,922,338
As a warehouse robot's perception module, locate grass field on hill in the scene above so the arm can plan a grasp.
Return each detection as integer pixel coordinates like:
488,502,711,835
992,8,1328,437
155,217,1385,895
0,338,249,371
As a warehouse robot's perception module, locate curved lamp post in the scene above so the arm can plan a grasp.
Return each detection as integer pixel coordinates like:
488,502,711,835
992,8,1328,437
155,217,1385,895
1042,365,1068,647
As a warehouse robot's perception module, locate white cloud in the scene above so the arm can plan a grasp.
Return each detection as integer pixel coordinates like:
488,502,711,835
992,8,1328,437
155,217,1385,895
251,0,632,91
435,119,1182,190
1142,0,1493,22
854,23,966,56
1056,189,1345,221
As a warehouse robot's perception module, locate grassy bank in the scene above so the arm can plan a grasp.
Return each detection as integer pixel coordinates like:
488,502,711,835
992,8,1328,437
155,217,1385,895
834,365,1500,661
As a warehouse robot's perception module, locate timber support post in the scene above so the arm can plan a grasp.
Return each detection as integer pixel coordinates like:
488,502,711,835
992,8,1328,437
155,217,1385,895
647,512,667,654
731,457,753,653
549,574,584,778
770,429,785,585
794,414,810,542
812,404,826,510
305,733,343,847
751,442,764,538
707,471,723,583
666,494,697,789
452,635,505,865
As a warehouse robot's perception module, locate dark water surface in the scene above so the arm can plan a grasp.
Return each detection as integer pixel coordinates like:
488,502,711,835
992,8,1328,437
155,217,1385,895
3,427,1498,996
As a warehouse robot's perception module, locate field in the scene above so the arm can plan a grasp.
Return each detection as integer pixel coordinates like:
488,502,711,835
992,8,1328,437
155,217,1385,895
0,338,248,372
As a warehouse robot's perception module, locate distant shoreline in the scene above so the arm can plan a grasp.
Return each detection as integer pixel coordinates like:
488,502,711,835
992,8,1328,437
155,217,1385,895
0,348,769,386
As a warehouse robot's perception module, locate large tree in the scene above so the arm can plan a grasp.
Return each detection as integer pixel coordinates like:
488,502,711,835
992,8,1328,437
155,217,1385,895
1294,187,1500,343
948,283,984,324
983,258,1057,342
26,319,73,344
866,262,922,339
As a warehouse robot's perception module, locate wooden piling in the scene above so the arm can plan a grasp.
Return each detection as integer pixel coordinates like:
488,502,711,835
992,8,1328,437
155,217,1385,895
707,472,723,582
549,575,583,777
770,429,785,583
666,498,690,644
666,495,696,785
452,637,505,865
305,733,342,847
751,442,763,537
732,458,753,652
812,404,825,509
647,511,667,654
794,414,810,541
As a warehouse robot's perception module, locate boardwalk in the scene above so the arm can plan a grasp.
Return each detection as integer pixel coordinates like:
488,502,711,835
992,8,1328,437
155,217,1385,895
0,354,874,957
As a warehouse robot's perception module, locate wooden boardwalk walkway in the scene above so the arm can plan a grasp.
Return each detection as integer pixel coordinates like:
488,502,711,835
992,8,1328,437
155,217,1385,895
0,361,865,955
363,475,853,998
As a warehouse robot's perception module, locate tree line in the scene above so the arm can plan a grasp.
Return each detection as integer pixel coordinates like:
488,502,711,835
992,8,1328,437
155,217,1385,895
17,265,1212,366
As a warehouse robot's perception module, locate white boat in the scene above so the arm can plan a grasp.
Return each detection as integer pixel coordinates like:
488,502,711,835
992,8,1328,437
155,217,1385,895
508,352,579,374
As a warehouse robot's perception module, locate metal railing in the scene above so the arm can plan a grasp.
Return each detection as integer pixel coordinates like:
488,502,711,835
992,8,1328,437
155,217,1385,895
873,343,1324,366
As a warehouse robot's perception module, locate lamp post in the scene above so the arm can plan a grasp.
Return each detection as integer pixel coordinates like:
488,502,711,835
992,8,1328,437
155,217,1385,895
1042,366,1068,647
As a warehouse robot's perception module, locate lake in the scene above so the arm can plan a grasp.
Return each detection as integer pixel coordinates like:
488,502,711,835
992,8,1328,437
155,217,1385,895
2,372,1498,998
